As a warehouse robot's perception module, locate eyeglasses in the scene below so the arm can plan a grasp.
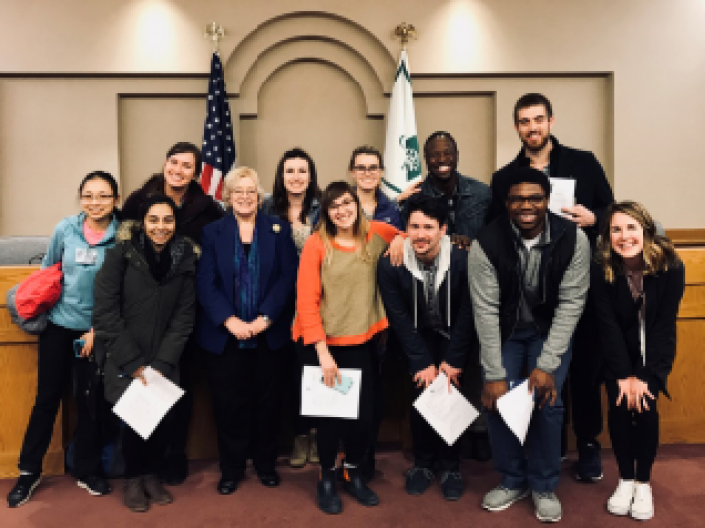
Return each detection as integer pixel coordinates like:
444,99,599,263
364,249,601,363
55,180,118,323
352,165,380,174
506,195,547,206
80,194,114,203
232,189,258,196
328,198,355,212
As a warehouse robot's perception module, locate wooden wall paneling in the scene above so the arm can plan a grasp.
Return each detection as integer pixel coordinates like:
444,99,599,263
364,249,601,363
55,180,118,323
0,343,64,478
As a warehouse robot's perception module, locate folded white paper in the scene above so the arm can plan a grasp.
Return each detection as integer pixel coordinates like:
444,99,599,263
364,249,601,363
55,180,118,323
548,177,576,216
413,372,479,446
300,366,361,419
112,366,185,440
497,379,535,445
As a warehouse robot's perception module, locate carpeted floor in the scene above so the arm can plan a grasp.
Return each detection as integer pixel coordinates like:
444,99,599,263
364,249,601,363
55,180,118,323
1,445,703,527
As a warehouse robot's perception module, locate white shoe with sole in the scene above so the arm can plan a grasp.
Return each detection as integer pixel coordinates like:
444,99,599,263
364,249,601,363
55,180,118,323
607,479,634,516
630,482,654,520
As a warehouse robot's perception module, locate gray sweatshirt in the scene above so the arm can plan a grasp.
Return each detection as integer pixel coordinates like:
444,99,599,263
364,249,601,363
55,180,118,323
468,224,590,381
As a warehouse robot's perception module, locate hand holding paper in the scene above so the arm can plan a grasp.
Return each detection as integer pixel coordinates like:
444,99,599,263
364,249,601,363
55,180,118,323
112,366,184,440
413,372,479,446
496,379,535,445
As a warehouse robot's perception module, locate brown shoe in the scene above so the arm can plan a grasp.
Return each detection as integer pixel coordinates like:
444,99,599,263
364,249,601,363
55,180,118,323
123,477,149,513
290,435,309,468
143,474,173,505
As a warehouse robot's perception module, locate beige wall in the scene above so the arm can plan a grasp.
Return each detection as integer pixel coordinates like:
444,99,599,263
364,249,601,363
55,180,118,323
1,0,704,235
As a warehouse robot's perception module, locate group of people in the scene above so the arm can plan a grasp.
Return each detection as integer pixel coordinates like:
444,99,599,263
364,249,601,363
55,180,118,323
7,93,684,524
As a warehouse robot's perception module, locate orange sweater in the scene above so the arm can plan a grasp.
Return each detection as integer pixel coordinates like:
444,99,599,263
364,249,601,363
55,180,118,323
292,221,399,346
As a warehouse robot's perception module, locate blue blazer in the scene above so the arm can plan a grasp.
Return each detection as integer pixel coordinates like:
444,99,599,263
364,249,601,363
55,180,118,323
196,212,297,354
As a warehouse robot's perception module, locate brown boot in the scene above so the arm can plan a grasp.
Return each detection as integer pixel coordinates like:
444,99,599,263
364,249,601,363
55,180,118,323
143,474,173,505
123,477,149,513
290,435,309,468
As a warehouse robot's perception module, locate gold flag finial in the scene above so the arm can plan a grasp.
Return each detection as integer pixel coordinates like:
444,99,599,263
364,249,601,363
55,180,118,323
393,23,417,49
204,22,226,53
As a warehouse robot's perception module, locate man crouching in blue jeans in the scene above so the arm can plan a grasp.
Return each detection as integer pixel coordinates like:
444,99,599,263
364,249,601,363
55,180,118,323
468,167,589,522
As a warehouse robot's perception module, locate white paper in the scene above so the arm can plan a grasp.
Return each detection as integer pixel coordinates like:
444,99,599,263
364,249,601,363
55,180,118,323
412,372,480,446
300,366,361,419
112,366,185,440
497,379,535,445
548,177,575,216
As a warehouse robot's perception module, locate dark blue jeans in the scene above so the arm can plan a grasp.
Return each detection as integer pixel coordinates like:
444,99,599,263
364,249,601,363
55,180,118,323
485,326,572,493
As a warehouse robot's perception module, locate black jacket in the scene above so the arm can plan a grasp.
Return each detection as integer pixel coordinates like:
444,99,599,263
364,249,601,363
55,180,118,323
590,260,685,396
476,212,578,344
377,242,475,374
122,175,224,244
93,221,198,403
489,135,614,245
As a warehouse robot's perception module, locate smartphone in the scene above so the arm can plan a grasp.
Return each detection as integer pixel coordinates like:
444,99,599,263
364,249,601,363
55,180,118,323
322,374,354,395
73,338,86,358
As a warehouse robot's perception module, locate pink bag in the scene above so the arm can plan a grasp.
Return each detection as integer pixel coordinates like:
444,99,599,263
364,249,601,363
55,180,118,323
15,262,63,319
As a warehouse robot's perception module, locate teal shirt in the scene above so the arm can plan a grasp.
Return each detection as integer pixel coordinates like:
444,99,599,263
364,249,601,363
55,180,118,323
43,212,119,331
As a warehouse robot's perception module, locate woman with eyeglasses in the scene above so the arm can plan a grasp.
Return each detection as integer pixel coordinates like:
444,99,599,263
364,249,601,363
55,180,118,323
348,145,404,230
196,167,297,495
592,201,684,521
7,172,121,508
293,181,405,515
261,148,322,468
121,141,224,484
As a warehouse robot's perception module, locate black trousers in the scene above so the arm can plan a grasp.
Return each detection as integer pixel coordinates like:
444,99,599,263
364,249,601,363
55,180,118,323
299,341,375,470
19,321,104,479
569,303,604,445
122,410,172,478
288,340,312,436
204,336,283,479
410,334,462,471
605,378,660,482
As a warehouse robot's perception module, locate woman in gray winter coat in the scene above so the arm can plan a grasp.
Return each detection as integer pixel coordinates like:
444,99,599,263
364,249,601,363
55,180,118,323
93,194,198,513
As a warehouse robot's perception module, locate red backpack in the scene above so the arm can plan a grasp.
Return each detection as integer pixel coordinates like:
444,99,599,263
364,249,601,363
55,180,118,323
15,262,63,319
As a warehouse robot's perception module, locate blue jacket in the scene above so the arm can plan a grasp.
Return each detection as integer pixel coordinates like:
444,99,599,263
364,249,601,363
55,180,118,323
196,213,298,354
371,188,403,229
43,212,119,331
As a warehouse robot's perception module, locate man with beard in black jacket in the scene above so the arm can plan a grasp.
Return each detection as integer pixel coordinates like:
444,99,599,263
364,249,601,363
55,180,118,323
378,194,476,501
489,93,614,484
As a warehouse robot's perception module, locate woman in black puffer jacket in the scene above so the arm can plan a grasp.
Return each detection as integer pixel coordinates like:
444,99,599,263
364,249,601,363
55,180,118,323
93,194,198,513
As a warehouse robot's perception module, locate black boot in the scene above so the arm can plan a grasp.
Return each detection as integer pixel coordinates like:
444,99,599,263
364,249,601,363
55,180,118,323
316,469,342,515
342,466,379,506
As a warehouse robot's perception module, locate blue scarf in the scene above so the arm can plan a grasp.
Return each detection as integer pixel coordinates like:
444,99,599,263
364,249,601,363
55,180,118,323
233,224,260,349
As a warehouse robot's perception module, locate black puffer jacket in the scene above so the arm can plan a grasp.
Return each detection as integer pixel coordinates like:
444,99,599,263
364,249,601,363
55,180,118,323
93,221,199,403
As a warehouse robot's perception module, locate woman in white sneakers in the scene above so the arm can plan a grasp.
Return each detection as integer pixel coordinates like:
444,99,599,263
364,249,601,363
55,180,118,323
591,201,685,521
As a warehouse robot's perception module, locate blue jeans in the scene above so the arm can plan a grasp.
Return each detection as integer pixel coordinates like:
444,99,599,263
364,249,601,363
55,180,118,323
485,326,572,492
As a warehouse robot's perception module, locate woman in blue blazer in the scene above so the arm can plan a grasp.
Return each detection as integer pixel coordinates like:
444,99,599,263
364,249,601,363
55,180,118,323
196,167,297,495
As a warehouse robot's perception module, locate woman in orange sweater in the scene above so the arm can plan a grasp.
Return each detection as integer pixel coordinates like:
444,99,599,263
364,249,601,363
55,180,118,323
293,181,403,514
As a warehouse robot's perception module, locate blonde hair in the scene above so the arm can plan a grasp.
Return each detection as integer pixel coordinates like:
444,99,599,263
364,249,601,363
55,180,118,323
596,201,680,283
317,181,372,266
222,166,264,209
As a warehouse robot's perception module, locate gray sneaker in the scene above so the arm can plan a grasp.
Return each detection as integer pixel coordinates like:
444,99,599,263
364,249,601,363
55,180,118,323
532,491,562,522
481,484,530,511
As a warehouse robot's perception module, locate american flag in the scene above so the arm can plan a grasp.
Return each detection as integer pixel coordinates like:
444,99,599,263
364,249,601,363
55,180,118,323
200,52,236,200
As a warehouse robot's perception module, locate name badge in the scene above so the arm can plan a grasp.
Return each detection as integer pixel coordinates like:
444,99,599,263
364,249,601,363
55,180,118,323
75,247,98,265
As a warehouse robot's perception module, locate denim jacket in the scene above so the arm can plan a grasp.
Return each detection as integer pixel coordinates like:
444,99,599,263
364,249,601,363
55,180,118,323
43,212,119,331
401,172,491,239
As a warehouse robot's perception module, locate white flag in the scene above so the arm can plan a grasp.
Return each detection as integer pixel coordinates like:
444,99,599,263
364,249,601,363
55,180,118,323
382,50,421,199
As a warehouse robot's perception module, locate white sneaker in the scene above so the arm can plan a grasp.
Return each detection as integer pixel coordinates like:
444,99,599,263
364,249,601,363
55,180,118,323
630,482,654,520
606,479,634,516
